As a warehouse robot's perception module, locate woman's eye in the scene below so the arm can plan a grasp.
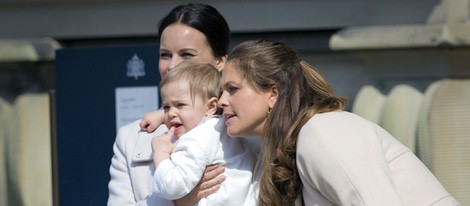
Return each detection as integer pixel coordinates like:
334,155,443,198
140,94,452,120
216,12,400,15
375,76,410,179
228,86,238,93
160,52,171,59
181,52,195,59
162,105,170,111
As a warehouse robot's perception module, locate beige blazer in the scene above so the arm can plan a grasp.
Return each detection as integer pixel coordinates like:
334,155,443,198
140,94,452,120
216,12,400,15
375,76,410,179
296,111,459,206
107,120,174,206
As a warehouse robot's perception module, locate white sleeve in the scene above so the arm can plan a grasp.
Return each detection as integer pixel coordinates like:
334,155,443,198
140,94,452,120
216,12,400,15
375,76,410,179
296,116,403,206
153,118,224,200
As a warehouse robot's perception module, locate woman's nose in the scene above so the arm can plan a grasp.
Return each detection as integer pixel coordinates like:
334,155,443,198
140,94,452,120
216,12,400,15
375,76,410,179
169,57,182,70
218,92,228,108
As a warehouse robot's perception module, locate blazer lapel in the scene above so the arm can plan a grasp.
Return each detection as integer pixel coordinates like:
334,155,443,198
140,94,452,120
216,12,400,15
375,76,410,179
132,125,169,162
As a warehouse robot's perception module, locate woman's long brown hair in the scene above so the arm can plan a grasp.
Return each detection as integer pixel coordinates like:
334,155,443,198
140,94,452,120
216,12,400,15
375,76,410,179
227,40,346,205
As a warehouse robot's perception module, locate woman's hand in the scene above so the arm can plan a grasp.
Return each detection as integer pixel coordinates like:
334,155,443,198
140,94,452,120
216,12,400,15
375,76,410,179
174,164,226,206
140,110,165,132
151,126,177,166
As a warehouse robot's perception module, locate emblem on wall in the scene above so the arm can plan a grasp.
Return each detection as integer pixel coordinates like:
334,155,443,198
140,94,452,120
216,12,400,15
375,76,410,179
126,54,145,80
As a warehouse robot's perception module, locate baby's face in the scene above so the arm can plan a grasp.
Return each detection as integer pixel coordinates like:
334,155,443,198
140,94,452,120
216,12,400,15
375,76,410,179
161,80,208,137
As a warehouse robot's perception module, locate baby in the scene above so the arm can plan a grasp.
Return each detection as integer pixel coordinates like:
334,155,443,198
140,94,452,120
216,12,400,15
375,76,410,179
151,60,257,205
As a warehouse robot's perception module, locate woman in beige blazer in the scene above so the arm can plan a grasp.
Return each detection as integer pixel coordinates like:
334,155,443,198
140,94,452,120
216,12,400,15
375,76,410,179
108,3,230,205
217,39,460,206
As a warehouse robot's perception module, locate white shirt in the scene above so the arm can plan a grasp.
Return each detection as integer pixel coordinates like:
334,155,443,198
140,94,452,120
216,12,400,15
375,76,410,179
153,117,258,206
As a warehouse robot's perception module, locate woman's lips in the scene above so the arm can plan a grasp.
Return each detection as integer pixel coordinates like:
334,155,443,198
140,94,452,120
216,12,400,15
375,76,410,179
224,114,235,125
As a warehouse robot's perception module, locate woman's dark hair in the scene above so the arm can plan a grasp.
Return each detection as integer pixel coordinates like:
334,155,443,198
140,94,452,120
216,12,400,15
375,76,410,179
158,3,230,58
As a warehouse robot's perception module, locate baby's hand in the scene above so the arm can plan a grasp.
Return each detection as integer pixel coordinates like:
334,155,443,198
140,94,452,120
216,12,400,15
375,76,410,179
152,126,178,166
140,110,164,132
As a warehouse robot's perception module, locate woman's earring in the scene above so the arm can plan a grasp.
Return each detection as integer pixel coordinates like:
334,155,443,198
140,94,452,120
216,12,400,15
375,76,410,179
267,107,272,115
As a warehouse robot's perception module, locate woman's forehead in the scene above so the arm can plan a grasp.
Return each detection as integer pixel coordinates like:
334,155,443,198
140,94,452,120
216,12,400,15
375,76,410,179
160,24,210,51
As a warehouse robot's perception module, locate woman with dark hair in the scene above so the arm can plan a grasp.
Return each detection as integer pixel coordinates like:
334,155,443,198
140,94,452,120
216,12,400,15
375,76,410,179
156,3,230,67
107,4,234,206
218,39,459,205
153,3,230,78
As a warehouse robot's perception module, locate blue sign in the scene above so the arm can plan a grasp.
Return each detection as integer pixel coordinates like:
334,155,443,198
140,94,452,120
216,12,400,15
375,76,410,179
55,44,160,205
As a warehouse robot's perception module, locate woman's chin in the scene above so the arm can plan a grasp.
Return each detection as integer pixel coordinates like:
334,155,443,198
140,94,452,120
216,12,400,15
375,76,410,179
228,127,253,138
227,128,241,138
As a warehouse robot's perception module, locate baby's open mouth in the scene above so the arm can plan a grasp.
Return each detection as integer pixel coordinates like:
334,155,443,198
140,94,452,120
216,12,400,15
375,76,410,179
171,123,183,129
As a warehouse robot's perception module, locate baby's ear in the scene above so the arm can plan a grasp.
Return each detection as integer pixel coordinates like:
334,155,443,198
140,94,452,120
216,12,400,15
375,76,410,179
206,97,219,116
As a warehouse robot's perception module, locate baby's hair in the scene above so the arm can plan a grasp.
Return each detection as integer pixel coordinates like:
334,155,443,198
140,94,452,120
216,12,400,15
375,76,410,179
160,60,221,106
